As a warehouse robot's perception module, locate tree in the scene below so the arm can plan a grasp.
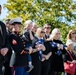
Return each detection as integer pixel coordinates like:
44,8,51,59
4,0,76,42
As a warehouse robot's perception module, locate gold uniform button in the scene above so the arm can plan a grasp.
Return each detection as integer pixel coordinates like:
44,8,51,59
24,45,25,47
18,34,20,36
23,42,25,44
22,39,24,42
24,48,26,49
20,37,22,39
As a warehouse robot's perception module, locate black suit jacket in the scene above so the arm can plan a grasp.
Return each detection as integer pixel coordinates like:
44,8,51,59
64,51,76,62
0,21,9,65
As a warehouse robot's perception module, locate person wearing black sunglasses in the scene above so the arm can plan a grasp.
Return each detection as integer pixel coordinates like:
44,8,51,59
43,24,51,39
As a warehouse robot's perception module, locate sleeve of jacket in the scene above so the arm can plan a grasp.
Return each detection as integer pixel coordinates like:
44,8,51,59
59,41,67,54
5,33,10,49
63,52,71,62
23,31,32,42
44,41,52,52
61,47,67,55
0,21,9,49
9,34,24,54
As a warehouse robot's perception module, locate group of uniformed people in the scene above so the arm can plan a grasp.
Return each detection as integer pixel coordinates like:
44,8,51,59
0,4,76,75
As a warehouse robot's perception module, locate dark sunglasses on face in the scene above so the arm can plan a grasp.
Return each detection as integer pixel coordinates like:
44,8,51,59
45,27,51,29
56,33,60,35
71,33,76,34
41,31,45,33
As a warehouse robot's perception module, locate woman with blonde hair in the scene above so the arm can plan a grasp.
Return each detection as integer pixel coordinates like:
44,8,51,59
36,28,45,39
67,30,76,41
36,28,52,75
35,27,45,60
48,28,66,75
30,27,45,75
67,30,76,54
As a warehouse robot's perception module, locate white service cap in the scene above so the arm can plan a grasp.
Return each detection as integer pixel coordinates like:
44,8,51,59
9,18,22,25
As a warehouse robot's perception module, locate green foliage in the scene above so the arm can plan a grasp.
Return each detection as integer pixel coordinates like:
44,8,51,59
4,0,76,42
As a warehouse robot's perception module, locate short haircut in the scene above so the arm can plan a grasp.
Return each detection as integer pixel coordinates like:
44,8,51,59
43,24,51,28
0,5,1,7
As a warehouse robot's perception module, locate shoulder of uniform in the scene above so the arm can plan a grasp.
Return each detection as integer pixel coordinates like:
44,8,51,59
9,33,17,39
9,33,15,36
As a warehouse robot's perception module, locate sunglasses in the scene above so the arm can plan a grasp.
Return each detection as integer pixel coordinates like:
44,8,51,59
56,33,60,35
41,31,45,33
45,27,51,29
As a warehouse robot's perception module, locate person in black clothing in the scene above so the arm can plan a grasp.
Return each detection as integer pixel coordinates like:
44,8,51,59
9,18,33,75
0,5,9,75
48,28,67,75
35,28,45,61
43,24,51,39
3,19,12,75
22,20,34,72
35,27,52,75
41,41,52,75
43,24,53,75
64,40,76,75
30,26,45,75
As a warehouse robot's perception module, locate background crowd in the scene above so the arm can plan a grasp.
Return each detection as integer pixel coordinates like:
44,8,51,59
0,4,76,75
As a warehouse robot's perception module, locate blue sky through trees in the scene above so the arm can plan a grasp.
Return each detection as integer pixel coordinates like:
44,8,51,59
0,0,7,20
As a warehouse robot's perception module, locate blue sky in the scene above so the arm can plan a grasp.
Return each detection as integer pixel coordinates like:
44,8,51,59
0,0,7,20
0,0,76,25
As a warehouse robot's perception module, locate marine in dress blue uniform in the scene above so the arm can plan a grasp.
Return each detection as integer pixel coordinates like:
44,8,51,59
9,18,31,75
